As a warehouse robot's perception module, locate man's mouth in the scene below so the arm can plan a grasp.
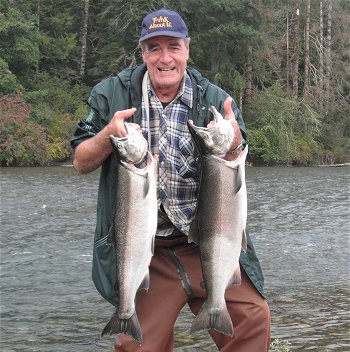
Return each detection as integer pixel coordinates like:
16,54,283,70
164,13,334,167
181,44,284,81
158,67,175,72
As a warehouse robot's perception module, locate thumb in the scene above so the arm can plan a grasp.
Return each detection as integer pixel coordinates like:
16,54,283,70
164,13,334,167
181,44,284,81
115,107,137,120
111,107,137,137
223,97,235,120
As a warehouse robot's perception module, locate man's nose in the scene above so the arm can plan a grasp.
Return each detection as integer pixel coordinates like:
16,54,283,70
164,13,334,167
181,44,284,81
159,49,172,63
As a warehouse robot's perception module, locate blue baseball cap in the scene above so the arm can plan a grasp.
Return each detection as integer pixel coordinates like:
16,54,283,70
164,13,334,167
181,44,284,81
140,9,189,42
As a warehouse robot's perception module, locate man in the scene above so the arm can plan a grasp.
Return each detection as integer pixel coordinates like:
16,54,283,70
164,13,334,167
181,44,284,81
71,9,270,352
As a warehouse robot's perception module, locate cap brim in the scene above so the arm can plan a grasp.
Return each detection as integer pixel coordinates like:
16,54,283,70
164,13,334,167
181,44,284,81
140,31,188,42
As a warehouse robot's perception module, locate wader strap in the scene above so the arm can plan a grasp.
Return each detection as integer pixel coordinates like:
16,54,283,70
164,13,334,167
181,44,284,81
164,248,194,300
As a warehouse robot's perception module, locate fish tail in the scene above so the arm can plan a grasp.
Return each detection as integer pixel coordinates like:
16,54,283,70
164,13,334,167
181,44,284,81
101,311,142,343
191,301,233,336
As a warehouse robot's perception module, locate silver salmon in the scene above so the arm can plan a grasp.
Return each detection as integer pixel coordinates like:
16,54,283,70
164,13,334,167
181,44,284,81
187,106,248,337
101,123,157,343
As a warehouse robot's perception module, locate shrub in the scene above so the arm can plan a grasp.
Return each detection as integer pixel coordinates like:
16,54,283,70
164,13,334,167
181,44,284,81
246,83,322,165
22,74,89,162
0,58,22,96
0,94,47,166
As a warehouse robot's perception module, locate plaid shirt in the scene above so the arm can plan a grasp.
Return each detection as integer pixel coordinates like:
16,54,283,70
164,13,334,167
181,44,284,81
141,72,198,236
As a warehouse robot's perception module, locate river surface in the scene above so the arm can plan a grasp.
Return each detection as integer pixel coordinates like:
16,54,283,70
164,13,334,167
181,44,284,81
1,165,349,351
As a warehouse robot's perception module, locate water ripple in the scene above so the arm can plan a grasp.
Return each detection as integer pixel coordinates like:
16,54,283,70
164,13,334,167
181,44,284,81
1,166,349,351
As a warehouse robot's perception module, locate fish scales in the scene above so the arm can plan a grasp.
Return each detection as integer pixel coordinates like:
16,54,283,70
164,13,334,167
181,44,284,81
187,106,248,337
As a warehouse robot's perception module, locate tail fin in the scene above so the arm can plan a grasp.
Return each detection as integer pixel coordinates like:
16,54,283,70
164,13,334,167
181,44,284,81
191,301,233,336
101,311,142,343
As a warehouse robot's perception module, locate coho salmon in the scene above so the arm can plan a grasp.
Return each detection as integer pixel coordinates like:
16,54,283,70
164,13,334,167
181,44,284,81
187,106,248,337
101,123,157,343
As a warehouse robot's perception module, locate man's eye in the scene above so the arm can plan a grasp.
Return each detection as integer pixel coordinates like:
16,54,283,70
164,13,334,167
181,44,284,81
148,47,160,53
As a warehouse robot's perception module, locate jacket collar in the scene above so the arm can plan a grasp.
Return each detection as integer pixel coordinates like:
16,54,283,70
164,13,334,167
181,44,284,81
118,63,211,125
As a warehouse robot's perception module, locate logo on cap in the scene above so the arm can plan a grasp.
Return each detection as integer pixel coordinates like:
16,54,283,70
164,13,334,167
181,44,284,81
140,9,188,42
149,16,173,30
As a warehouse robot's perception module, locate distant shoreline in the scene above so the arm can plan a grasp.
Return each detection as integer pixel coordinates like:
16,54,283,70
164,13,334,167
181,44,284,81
2,161,349,168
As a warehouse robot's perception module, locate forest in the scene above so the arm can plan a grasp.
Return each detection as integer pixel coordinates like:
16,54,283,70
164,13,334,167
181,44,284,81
0,0,349,166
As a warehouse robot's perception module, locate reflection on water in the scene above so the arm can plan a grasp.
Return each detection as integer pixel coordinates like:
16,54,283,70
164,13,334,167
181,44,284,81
1,166,349,351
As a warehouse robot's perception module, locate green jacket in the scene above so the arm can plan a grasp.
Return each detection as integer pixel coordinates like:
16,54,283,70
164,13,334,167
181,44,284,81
71,64,266,306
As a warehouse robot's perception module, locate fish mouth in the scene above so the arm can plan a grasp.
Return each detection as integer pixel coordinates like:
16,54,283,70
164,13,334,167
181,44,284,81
209,106,224,124
188,119,216,135
121,151,154,175
110,135,128,143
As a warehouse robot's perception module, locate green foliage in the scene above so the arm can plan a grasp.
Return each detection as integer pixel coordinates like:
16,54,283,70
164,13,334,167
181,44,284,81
23,74,89,163
0,0,348,165
46,135,71,163
0,58,22,96
24,73,89,126
247,83,322,165
316,99,350,164
0,94,47,166
0,5,40,83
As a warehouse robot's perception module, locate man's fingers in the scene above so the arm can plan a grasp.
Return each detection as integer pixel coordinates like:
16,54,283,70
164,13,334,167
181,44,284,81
111,107,137,137
114,107,137,120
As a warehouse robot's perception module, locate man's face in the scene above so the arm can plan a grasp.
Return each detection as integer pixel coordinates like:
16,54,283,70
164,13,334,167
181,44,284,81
142,36,190,93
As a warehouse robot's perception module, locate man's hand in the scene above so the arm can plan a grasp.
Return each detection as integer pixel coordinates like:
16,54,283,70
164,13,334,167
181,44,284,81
223,97,243,147
73,107,140,174
108,107,141,137
223,97,244,160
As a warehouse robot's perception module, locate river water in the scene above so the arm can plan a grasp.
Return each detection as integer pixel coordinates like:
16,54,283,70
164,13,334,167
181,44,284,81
1,165,349,351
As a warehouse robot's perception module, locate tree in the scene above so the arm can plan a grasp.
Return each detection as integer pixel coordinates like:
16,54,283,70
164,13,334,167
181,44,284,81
286,4,291,91
0,4,40,84
303,0,311,97
79,0,90,77
36,0,79,78
319,0,325,93
325,0,333,103
292,0,301,98
0,0,348,165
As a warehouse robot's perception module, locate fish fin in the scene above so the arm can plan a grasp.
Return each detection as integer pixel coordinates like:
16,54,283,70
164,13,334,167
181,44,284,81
235,166,243,194
188,217,199,244
228,266,241,286
191,301,233,337
139,272,150,291
151,235,155,255
143,173,150,197
241,228,247,252
101,311,142,343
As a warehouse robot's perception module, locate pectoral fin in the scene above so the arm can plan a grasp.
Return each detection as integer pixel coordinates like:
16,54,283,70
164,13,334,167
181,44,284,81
241,228,247,252
139,272,150,291
228,265,241,286
235,166,243,194
188,217,200,244
143,173,150,197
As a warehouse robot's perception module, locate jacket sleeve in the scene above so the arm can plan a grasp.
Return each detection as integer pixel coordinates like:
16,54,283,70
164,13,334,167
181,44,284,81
70,79,113,150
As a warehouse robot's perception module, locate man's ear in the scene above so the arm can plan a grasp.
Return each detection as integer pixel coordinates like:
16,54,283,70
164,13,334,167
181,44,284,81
186,38,191,59
141,49,147,64
140,43,147,63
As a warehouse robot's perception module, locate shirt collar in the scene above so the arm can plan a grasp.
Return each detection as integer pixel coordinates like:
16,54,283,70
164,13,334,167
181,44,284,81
147,72,193,109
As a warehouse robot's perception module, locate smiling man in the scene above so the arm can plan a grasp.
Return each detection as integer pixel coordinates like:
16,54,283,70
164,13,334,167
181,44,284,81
141,36,189,101
71,8,270,352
